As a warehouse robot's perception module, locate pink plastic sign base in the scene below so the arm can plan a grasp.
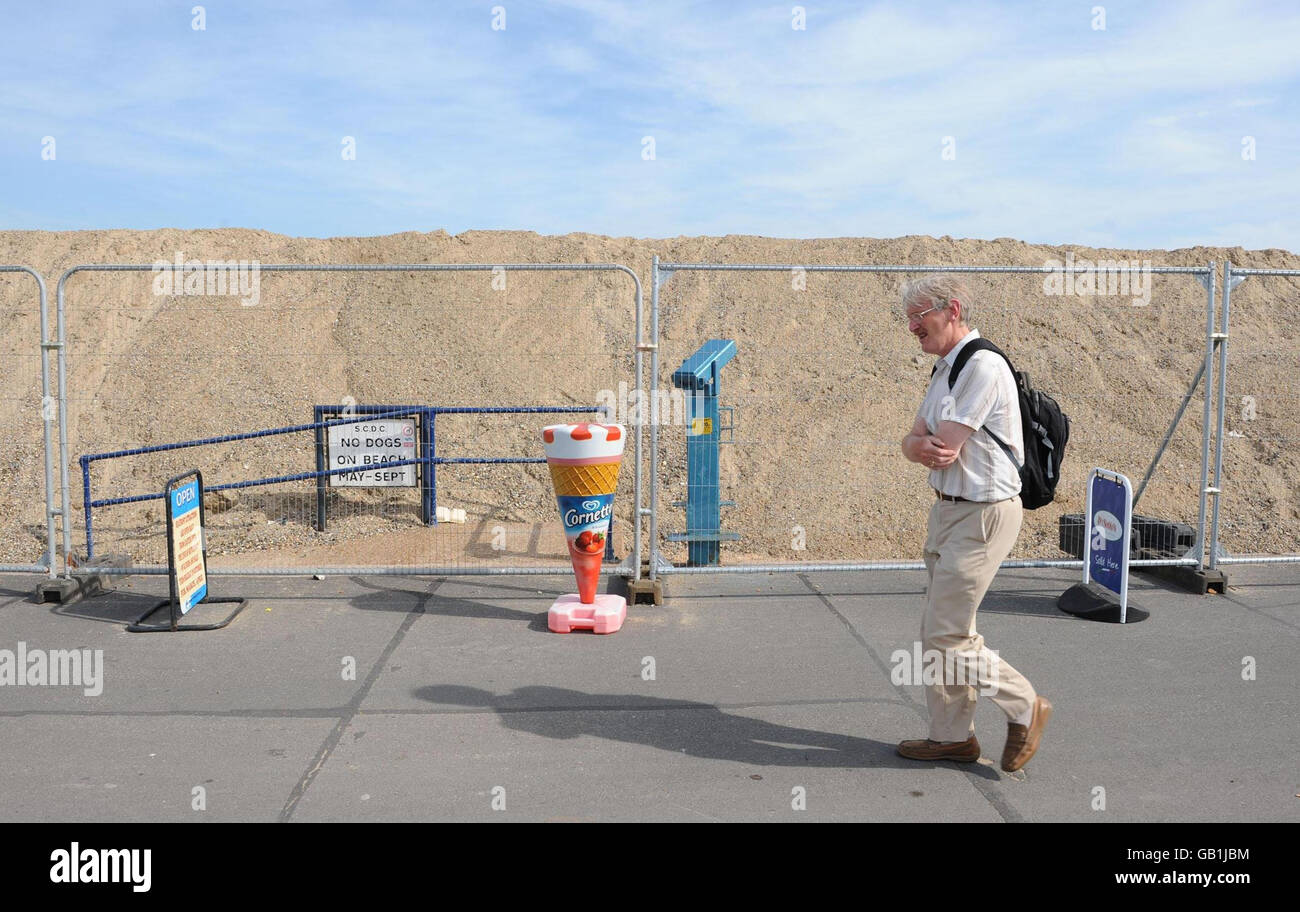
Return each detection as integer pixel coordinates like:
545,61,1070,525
548,593,627,634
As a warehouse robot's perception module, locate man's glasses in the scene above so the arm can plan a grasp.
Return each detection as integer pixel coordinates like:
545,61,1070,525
905,302,946,326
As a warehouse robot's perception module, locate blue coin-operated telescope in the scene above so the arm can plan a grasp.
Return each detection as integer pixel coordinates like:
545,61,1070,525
668,339,739,566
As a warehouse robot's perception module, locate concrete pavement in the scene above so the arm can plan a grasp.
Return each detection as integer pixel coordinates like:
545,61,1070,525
0,563,1295,822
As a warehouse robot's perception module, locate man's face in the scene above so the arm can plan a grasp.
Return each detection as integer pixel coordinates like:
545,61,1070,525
906,297,954,356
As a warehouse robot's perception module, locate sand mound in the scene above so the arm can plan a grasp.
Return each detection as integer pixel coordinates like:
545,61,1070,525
0,229,1296,569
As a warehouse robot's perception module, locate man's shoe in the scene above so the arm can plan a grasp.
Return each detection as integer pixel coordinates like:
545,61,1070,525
1001,696,1052,772
896,735,981,763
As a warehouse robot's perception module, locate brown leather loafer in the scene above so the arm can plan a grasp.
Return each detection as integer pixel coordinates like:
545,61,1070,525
1001,696,1052,772
897,735,981,763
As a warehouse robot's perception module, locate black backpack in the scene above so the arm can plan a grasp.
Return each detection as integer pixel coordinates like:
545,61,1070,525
935,339,1070,509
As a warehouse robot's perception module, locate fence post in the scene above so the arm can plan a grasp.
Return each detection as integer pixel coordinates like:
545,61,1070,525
1209,262,1237,571
34,268,55,577
56,269,77,577
649,256,662,581
0,266,54,576
1193,262,1217,571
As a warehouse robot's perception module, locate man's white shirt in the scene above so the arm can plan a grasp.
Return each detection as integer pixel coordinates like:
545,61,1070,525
918,328,1025,502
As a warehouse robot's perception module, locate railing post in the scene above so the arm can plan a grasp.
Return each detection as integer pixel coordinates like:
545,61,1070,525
314,406,327,532
423,408,436,525
80,456,94,561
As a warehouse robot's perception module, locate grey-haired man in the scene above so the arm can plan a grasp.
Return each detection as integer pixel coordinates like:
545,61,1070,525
897,275,1051,772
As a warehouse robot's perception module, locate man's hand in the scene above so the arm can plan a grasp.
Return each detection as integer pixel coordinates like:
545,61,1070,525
903,416,958,469
914,435,957,468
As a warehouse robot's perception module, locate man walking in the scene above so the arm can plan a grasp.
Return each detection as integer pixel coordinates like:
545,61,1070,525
897,275,1050,772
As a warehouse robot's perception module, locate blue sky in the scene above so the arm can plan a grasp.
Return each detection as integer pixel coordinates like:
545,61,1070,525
2,0,1298,250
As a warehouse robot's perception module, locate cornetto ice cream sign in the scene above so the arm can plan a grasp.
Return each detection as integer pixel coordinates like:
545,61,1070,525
563,497,614,528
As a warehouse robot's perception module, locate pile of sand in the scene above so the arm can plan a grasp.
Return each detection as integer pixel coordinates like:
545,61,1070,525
0,229,1296,569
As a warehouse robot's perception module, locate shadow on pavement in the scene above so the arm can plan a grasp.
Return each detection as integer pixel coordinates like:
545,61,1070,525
44,590,164,626
414,683,1001,777
348,577,555,631
978,593,1072,619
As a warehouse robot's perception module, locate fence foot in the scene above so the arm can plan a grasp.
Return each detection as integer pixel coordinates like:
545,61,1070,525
621,570,664,606
33,576,85,604
1141,564,1227,595
32,553,132,604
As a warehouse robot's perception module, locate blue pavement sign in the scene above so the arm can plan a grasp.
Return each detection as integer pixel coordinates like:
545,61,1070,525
1084,468,1133,623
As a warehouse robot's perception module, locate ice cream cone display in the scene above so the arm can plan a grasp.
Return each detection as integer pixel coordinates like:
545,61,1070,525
542,422,627,633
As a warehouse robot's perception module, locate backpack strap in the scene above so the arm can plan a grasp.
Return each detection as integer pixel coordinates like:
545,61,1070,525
928,337,1004,384
932,337,1023,471
946,338,1004,389
983,427,1022,471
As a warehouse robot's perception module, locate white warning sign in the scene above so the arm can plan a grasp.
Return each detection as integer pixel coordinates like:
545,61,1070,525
327,419,418,487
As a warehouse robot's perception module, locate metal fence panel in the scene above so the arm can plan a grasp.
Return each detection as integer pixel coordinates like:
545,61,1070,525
53,263,644,579
648,259,1216,577
0,266,54,575
1210,264,1300,566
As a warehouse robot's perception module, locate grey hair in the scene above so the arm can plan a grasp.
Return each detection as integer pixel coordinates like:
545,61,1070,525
901,274,974,324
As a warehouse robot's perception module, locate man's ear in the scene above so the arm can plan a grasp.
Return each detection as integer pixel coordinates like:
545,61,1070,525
949,298,962,323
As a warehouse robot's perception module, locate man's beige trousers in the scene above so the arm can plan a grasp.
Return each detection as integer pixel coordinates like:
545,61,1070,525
922,495,1037,742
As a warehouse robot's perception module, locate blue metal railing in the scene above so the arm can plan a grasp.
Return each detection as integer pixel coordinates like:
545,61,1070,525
80,405,605,559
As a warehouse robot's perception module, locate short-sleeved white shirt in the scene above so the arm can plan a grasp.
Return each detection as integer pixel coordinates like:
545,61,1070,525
917,329,1024,502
